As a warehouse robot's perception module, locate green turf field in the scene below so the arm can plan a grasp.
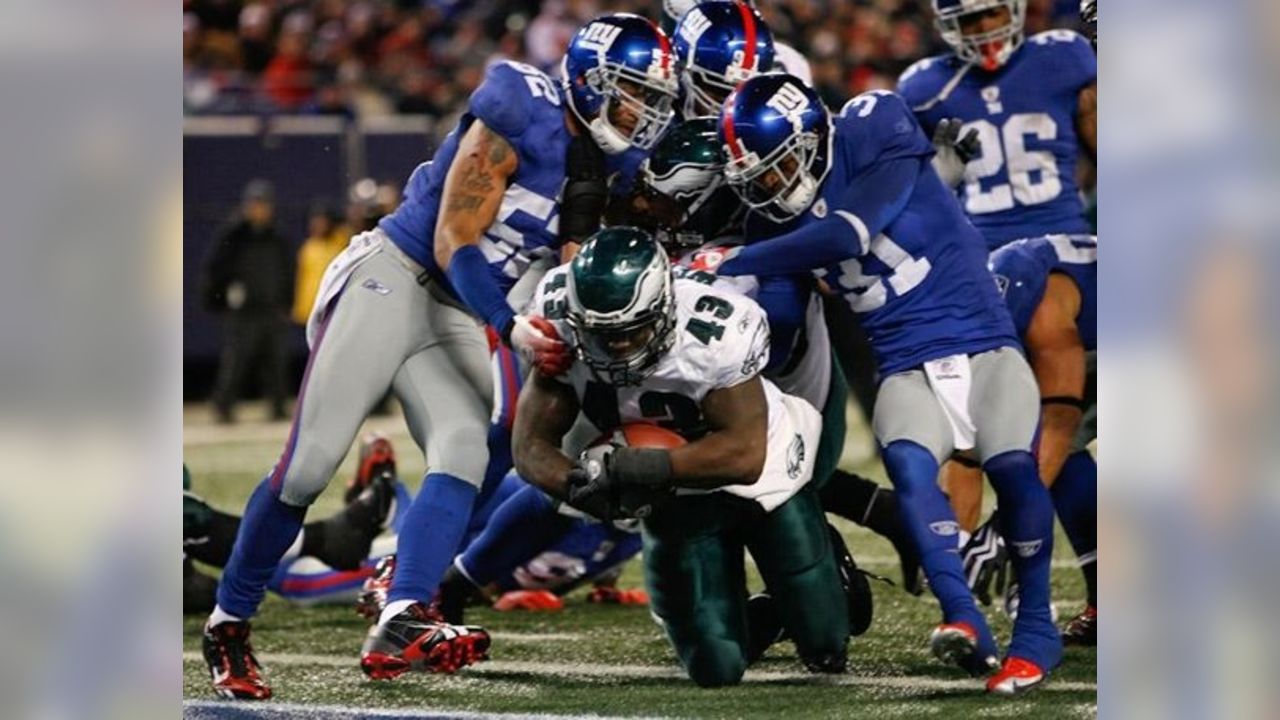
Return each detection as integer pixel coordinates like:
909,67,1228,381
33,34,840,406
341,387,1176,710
182,404,1097,718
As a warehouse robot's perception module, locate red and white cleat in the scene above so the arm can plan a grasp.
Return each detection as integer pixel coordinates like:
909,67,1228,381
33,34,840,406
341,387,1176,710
1061,605,1097,646
355,554,396,622
586,585,649,606
360,603,490,680
202,621,272,700
986,656,1047,695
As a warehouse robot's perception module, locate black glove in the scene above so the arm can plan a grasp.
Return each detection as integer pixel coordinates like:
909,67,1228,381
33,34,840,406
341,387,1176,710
566,445,674,521
961,513,1009,606
930,117,982,188
561,133,609,245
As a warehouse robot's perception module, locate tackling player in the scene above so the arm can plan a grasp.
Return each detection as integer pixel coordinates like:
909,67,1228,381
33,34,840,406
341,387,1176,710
201,13,678,699
712,74,1061,693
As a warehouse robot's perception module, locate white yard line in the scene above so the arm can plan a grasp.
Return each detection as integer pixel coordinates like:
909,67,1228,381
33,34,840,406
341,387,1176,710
183,699,652,719
183,651,1097,693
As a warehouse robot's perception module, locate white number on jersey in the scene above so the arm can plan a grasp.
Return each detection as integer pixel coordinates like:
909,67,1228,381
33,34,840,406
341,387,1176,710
826,233,932,313
840,89,895,119
963,112,1062,214
508,61,562,107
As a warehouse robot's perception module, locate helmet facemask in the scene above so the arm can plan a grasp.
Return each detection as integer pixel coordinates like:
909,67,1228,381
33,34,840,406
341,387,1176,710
935,0,1026,71
567,235,677,386
570,59,679,155
724,126,830,223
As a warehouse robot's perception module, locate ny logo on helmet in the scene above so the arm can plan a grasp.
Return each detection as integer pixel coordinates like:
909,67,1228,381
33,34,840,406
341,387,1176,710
678,8,711,46
766,82,810,133
580,22,623,52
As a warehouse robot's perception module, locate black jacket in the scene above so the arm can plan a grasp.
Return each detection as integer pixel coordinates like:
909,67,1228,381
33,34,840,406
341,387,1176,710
199,218,295,314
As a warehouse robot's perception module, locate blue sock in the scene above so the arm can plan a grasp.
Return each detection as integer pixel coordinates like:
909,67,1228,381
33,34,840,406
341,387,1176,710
216,478,307,619
984,450,1062,670
458,484,572,586
475,421,514,510
461,473,525,549
882,440,997,657
1051,450,1097,607
387,473,478,605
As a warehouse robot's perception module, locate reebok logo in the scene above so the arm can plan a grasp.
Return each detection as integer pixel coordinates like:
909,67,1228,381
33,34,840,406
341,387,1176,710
362,278,392,295
1011,539,1044,558
929,521,960,537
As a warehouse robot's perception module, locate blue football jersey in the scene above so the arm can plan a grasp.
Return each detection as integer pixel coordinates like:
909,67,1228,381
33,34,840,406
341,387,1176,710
745,91,1019,377
898,30,1096,250
378,61,572,301
988,234,1097,351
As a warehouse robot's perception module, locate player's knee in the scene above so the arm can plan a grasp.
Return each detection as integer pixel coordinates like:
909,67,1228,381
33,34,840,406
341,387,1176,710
685,642,746,688
276,439,344,506
430,429,490,488
881,440,941,496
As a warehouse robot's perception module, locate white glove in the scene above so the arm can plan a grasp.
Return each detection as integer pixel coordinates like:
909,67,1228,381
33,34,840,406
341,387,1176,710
930,118,981,189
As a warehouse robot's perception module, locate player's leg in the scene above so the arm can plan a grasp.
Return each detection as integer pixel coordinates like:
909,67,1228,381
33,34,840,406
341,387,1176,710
970,347,1063,689
941,458,985,533
873,369,1000,672
746,487,850,673
643,495,751,688
436,482,574,623
206,250,420,699
1055,358,1098,643
361,296,493,678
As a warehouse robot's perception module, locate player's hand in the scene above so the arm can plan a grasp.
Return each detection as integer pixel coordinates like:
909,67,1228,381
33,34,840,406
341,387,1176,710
686,245,742,273
961,515,1009,606
930,118,980,188
509,315,572,376
566,445,620,520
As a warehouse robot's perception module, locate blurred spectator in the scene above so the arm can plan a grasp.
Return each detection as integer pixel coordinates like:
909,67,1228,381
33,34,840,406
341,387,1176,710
291,200,348,327
263,30,315,109
199,179,294,424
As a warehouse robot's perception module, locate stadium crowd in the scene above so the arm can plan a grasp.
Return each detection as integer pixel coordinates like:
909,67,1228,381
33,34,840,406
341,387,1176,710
183,0,1086,119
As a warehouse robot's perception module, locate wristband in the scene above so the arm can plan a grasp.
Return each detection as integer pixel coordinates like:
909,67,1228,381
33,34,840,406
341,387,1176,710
611,448,674,489
1041,396,1086,411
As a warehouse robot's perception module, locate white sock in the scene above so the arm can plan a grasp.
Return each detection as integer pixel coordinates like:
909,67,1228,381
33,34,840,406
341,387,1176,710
379,599,416,626
207,605,243,629
957,530,972,549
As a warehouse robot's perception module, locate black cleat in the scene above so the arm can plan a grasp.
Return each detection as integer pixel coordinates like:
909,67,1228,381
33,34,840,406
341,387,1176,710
202,621,271,700
1062,606,1097,646
828,524,874,637
745,593,787,664
360,603,490,679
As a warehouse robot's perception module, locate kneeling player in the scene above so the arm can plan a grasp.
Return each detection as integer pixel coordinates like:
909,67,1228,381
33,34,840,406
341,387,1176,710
513,227,857,687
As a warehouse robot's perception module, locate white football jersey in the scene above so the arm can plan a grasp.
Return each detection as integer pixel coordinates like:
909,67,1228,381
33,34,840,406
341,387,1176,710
673,241,833,411
531,271,820,511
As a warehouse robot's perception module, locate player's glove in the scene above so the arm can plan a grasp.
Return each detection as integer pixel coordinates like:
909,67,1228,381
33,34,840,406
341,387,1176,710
561,134,608,245
508,315,572,376
566,445,674,521
961,512,1010,606
930,117,981,188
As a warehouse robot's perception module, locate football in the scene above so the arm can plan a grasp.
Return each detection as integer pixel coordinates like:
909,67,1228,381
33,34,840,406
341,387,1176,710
583,423,686,519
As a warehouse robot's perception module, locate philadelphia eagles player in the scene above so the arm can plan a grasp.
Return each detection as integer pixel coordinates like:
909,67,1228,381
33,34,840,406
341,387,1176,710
513,227,861,686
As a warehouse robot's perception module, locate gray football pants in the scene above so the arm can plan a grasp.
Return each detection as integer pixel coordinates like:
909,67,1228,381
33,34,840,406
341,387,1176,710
873,346,1040,463
275,234,492,507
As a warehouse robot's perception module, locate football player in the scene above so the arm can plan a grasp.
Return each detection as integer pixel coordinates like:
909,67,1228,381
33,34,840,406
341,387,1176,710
897,0,1096,251
712,75,1061,693
617,118,923,593
662,0,813,84
201,13,678,699
513,227,862,687
987,234,1097,644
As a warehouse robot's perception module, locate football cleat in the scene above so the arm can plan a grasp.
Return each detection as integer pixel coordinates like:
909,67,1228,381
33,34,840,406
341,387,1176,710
202,621,271,700
745,593,787,665
493,589,564,612
986,656,1047,695
360,603,490,679
586,585,650,606
828,524,874,637
346,433,397,506
1061,605,1097,646
929,622,999,677
355,554,396,621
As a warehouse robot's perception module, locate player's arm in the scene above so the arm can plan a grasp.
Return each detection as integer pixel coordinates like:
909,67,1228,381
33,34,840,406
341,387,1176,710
1024,273,1087,485
668,376,769,488
1076,83,1097,161
433,120,524,337
718,157,924,277
512,371,581,499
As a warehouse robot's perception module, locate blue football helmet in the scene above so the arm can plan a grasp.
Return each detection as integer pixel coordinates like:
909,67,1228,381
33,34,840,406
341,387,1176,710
562,14,679,155
719,73,831,223
933,0,1026,71
673,1,775,117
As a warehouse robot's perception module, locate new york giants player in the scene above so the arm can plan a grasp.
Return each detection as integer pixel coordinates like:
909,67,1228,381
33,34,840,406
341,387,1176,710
672,1,775,118
201,14,678,699
990,234,1098,645
897,0,1097,251
662,0,813,85
713,74,1061,693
